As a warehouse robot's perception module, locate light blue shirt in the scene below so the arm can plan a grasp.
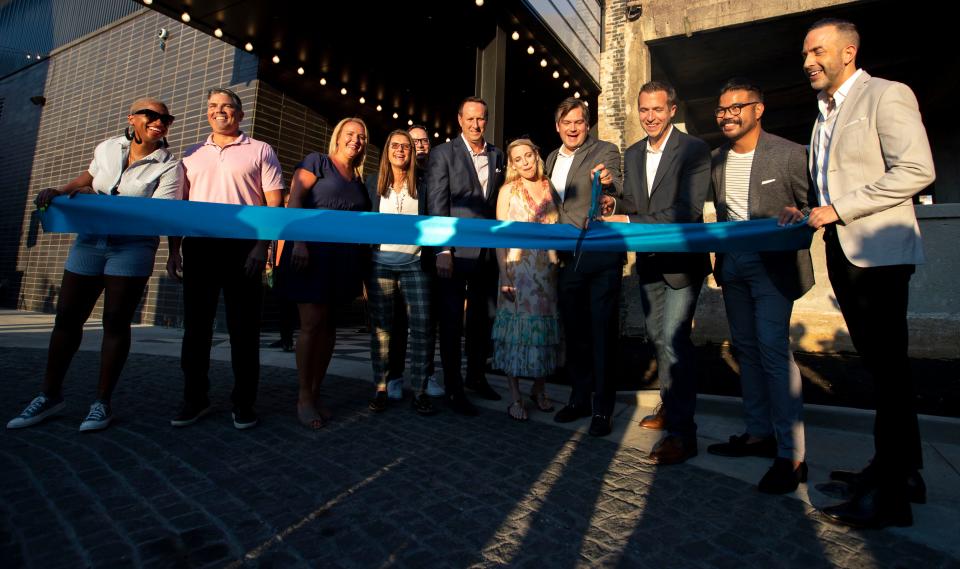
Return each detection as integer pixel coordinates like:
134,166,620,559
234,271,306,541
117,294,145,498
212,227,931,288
88,135,179,199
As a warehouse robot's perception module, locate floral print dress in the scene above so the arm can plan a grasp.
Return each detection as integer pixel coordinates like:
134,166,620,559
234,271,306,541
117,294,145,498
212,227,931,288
492,179,562,378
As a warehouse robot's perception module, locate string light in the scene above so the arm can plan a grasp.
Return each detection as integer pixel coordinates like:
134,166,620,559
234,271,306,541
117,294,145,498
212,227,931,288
563,81,570,89
434,132,439,138
574,91,580,98
244,42,253,52
511,31,519,40
142,0,152,5
340,87,347,95
297,67,304,75
407,119,413,126
180,12,190,22
527,46,535,55
392,112,399,119
540,59,547,68
359,97,366,104
376,105,383,111
272,55,280,64
213,28,223,38
475,0,484,5
552,71,559,79
320,78,327,85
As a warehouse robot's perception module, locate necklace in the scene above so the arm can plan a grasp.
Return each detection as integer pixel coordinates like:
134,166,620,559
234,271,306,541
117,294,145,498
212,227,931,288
393,186,406,213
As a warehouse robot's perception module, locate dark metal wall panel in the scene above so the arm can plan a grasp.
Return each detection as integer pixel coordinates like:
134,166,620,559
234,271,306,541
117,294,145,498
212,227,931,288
0,0,140,76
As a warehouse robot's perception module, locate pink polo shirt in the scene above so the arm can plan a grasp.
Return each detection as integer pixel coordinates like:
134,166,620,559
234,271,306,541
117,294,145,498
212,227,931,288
177,132,284,205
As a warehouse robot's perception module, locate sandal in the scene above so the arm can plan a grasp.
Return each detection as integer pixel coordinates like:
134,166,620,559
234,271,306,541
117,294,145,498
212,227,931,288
297,402,328,430
507,400,528,422
530,390,555,412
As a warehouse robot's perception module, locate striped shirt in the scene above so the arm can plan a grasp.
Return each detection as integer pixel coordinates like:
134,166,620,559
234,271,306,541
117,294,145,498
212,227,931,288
724,149,755,221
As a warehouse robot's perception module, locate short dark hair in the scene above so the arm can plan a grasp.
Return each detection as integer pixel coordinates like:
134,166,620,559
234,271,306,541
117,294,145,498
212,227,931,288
638,80,677,107
554,97,590,125
206,87,243,112
458,96,488,118
808,18,860,48
719,78,764,103
407,124,428,134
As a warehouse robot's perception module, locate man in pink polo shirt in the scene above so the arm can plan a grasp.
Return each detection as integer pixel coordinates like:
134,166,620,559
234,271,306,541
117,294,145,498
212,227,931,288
166,87,284,430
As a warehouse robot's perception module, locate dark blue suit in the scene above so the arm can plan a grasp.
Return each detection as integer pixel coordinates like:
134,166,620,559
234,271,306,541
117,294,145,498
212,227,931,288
424,136,505,394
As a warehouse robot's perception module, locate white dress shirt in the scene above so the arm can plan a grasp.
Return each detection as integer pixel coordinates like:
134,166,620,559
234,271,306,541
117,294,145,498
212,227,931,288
813,68,864,205
645,125,674,197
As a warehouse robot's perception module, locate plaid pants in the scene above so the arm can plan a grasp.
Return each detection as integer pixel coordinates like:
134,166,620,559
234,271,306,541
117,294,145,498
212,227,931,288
368,261,433,390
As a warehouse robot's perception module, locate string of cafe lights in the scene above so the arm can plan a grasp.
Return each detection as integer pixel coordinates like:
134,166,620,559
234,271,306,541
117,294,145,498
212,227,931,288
148,0,588,142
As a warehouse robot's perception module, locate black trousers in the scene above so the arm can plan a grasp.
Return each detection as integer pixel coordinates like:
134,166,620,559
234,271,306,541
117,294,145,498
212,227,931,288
558,261,622,417
824,229,922,489
181,237,263,411
435,253,498,395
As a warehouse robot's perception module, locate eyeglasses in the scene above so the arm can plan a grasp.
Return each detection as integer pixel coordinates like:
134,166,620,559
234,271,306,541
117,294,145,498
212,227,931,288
132,108,175,125
389,142,411,151
714,102,760,118
411,138,430,146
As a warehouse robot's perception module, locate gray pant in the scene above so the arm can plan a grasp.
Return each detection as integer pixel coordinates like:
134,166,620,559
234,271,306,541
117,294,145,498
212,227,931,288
720,252,805,461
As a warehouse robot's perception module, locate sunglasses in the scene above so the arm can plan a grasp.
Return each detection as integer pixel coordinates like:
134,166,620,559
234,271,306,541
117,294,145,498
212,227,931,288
132,108,175,126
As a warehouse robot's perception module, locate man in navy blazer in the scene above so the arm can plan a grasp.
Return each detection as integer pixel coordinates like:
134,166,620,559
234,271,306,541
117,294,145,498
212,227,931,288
605,81,711,464
425,96,505,416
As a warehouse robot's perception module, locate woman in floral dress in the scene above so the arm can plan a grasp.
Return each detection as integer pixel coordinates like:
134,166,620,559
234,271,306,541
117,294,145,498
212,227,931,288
493,139,562,421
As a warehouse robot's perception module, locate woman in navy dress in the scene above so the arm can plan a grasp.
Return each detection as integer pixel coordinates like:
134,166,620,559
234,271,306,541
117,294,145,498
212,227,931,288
282,117,371,428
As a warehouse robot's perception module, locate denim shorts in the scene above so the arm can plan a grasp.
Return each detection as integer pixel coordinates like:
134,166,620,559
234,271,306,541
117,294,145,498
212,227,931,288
64,234,160,278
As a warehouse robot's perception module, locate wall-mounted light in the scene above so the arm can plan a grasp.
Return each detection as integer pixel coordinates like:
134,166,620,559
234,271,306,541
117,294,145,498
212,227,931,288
30,96,46,106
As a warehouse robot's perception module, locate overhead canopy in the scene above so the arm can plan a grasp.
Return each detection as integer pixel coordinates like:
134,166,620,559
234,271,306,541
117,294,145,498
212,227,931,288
143,0,601,149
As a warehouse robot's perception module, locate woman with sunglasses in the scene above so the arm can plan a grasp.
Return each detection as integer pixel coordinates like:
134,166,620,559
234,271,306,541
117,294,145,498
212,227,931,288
365,130,435,416
7,98,179,433
281,117,372,429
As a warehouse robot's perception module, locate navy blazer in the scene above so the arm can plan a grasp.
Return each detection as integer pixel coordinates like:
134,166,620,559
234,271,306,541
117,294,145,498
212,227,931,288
710,130,815,300
424,135,505,261
616,128,712,289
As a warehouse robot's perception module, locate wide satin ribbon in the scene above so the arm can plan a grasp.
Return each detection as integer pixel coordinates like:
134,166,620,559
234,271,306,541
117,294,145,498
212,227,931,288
39,195,813,253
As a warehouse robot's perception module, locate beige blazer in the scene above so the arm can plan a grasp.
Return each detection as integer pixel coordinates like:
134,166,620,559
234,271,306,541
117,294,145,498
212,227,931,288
810,71,935,267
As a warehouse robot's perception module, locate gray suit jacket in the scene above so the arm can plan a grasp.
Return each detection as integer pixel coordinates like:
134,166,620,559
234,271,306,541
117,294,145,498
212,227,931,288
424,136,505,261
810,71,935,267
616,128,712,289
544,135,623,273
711,130,815,300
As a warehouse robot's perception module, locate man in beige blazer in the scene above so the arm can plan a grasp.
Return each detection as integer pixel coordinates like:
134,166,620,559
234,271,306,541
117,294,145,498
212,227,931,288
782,18,935,528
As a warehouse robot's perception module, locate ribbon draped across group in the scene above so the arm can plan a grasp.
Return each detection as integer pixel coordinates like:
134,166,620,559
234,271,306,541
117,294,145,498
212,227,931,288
39,195,814,253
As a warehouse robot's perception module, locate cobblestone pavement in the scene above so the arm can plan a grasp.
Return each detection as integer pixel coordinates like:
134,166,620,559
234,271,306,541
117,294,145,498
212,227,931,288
1,347,956,569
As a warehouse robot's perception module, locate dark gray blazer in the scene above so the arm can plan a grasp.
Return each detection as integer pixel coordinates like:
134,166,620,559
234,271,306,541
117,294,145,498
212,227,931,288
616,128,713,289
544,135,624,273
710,130,815,300
424,135,505,261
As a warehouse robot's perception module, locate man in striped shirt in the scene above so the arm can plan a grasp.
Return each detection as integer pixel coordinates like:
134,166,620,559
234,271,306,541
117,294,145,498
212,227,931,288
707,79,815,495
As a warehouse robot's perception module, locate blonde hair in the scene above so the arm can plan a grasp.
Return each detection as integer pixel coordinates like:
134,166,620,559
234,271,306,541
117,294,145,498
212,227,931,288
328,117,369,179
504,138,545,185
377,130,417,199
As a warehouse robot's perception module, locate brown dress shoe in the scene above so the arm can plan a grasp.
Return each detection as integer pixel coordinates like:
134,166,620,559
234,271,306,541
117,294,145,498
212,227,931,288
639,403,665,430
648,434,697,465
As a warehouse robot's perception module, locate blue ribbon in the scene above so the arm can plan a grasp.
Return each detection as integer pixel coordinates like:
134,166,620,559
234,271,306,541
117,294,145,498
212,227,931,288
39,195,814,253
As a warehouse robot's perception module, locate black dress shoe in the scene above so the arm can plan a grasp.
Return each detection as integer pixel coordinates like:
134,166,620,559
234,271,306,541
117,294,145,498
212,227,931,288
758,458,808,494
553,404,592,424
707,433,778,459
446,393,479,416
820,487,913,529
464,378,502,401
588,414,612,437
829,465,926,504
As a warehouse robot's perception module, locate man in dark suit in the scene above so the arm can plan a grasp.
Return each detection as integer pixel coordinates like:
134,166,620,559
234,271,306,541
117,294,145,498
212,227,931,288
425,96,506,416
706,79,814,494
783,18,935,528
544,97,623,437
604,81,711,464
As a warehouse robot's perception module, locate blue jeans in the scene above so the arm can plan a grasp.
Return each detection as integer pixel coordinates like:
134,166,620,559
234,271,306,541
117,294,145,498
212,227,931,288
720,252,805,461
639,277,702,438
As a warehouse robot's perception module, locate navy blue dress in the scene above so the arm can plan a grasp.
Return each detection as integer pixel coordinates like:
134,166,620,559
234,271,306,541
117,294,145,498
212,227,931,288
280,153,372,303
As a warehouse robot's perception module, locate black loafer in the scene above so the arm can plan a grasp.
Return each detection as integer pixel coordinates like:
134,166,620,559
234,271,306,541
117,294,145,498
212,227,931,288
829,465,926,504
588,414,613,437
758,458,808,494
554,404,592,424
707,433,778,458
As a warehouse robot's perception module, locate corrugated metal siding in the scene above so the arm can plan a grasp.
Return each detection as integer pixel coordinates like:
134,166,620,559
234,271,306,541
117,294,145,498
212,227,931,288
0,0,140,77
523,0,602,83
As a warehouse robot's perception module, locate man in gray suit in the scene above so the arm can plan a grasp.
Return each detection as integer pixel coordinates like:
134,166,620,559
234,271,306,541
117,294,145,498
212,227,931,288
544,97,623,437
604,81,712,464
706,79,814,495
782,18,935,528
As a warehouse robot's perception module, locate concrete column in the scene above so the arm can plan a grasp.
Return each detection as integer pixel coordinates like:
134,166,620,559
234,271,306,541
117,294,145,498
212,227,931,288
475,25,506,149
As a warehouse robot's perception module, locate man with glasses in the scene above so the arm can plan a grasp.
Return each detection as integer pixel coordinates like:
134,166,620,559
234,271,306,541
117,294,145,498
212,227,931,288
167,88,284,430
603,81,711,464
706,79,814,494
546,97,623,437
783,18,935,528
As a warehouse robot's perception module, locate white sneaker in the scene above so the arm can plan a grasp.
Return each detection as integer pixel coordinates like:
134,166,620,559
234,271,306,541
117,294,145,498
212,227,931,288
79,401,112,432
386,378,404,400
7,394,66,429
425,375,445,398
